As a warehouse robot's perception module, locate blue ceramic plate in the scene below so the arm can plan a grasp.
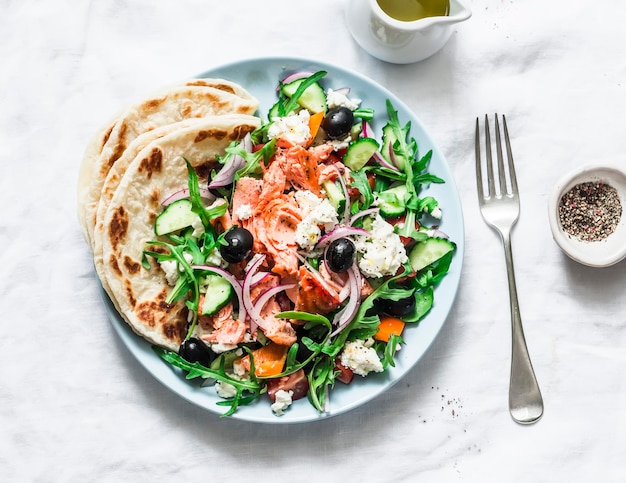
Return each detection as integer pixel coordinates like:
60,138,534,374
100,57,465,424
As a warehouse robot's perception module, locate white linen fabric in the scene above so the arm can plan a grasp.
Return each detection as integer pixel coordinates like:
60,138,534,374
1,0,625,481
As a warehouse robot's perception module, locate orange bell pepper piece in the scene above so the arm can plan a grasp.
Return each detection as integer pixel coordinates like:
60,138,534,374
307,110,325,144
374,316,406,342
243,343,289,377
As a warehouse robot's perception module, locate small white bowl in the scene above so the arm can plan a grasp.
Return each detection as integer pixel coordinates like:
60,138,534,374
345,0,472,64
548,165,626,267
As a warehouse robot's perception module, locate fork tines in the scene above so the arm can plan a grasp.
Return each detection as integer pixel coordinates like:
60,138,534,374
475,114,518,200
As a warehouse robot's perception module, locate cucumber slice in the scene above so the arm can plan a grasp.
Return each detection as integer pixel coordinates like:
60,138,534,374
343,138,380,171
377,184,409,217
381,124,407,170
154,199,200,236
350,121,363,138
201,274,233,315
281,79,327,114
409,237,456,272
322,179,345,210
268,101,281,121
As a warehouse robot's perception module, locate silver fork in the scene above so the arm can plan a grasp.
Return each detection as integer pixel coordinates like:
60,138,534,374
475,114,544,424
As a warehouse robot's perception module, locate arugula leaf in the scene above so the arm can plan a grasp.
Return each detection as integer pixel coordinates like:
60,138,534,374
349,169,374,211
412,149,433,173
267,311,333,377
234,138,277,179
307,355,336,413
413,173,445,186
416,196,439,215
184,158,222,227
403,286,434,323
379,334,404,370
153,346,263,417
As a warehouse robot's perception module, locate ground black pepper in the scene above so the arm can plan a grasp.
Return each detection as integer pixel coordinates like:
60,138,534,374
558,181,622,242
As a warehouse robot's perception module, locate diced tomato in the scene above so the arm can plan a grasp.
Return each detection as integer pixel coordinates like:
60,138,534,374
267,368,309,402
334,360,354,384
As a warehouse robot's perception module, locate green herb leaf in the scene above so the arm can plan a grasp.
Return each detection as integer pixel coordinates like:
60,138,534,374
353,107,374,121
348,169,374,211
235,138,277,179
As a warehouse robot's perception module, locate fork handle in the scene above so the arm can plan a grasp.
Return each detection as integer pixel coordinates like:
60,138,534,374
501,232,544,424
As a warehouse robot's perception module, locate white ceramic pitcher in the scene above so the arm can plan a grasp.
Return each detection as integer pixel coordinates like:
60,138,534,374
346,0,471,64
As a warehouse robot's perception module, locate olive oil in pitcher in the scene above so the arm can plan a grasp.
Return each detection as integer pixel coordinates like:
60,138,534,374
376,0,449,22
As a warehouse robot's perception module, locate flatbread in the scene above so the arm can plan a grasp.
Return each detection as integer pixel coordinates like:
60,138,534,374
77,118,117,244
79,79,259,249
92,118,202,313
98,114,260,351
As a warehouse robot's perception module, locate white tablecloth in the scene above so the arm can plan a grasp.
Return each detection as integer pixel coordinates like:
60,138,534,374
2,1,626,481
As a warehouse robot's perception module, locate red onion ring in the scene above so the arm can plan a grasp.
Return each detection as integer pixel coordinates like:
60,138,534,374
338,281,351,303
430,228,449,239
361,121,397,171
249,271,270,287
372,150,398,171
208,133,252,189
281,71,316,86
330,264,361,337
315,226,368,250
361,120,373,139
349,207,379,226
242,254,268,332
334,165,351,224
253,283,296,317
388,142,403,170
332,87,351,96
161,188,215,207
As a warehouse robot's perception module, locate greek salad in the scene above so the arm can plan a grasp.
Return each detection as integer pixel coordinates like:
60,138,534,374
144,70,456,417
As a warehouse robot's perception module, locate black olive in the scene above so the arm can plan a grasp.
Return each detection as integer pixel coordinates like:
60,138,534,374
325,238,356,273
179,337,213,367
220,227,254,263
381,295,416,317
322,106,354,140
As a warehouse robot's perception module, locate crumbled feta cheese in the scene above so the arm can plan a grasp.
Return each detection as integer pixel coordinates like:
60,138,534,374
354,214,408,278
294,190,321,215
214,367,248,398
159,251,194,286
160,260,179,286
215,380,238,398
236,203,254,220
271,390,294,416
268,110,311,146
326,88,362,111
294,191,339,249
340,338,383,377
430,206,442,219
208,342,238,354
205,247,227,268
191,216,205,237
232,357,248,377
295,220,322,250
328,134,353,151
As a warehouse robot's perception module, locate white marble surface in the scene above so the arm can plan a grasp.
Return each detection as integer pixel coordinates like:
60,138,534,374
2,0,626,481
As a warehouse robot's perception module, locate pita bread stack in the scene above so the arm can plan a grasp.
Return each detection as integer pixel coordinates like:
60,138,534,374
78,78,261,350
